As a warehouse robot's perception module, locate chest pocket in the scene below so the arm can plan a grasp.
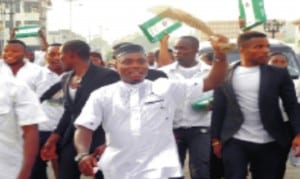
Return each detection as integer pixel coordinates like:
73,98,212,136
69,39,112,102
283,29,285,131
142,96,170,122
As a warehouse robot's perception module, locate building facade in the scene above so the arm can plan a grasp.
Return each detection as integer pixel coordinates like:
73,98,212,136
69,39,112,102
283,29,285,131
292,19,300,52
47,29,86,44
0,0,50,49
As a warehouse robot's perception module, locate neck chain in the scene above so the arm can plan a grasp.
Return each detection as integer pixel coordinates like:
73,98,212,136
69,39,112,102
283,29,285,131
72,75,82,84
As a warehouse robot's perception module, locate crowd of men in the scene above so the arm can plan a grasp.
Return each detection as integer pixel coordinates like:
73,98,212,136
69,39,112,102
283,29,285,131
1,30,300,179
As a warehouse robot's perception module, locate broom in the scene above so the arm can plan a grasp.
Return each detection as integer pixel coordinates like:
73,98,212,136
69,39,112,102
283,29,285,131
148,5,236,53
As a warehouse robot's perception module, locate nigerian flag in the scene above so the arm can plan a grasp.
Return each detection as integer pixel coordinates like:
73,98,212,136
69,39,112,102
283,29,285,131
139,15,181,43
15,26,40,38
239,0,267,30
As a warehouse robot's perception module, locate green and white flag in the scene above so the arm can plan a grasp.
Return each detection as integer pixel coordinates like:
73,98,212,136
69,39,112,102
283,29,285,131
239,0,267,30
15,26,40,38
139,15,181,43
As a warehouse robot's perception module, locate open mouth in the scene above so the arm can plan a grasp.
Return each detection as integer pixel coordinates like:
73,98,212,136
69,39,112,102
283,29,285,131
5,57,16,62
129,71,145,78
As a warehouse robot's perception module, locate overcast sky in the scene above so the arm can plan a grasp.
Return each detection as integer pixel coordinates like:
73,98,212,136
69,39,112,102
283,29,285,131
47,0,300,42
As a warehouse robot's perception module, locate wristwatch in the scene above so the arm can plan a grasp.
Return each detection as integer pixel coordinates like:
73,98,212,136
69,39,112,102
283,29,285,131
74,152,89,162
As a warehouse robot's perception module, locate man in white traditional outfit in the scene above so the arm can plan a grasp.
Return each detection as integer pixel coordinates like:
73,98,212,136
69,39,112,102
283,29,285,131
0,76,47,179
73,34,228,179
0,39,53,97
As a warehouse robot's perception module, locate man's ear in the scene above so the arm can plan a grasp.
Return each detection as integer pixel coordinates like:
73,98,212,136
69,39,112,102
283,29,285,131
69,52,76,59
239,46,246,54
114,60,119,71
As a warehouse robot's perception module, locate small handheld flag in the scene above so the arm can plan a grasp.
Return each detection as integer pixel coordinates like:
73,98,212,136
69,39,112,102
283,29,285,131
139,15,181,43
147,5,236,53
239,0,267,30
192,92,213,111
15,26,40,38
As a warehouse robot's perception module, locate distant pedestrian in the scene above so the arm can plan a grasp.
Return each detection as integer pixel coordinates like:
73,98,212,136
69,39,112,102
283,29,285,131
90,51,105,67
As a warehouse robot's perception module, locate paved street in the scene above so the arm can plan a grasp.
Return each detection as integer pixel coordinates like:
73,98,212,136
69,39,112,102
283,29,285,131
282,163,300,179
182,161,300,179
47,160,300,179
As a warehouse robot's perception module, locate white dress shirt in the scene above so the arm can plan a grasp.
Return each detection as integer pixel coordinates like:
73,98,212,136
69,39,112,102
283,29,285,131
0,60,62,131
0,60,52,97
75,78,203,179
159,61,212,128
39,68,64,131
0,76,47,179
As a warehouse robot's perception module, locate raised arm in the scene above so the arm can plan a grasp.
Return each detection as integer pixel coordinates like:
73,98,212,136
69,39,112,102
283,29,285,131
9,27,18,40
203,34,228,92
38,29,48,51
156,33,173,67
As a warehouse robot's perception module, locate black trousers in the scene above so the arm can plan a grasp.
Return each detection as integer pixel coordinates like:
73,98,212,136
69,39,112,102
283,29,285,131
58,142,104,179
174,127,211,179
222,138,290,179
31,131,52,179
210,148,224,179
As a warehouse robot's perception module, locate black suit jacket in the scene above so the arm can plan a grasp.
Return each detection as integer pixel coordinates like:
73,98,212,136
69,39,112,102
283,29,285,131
40,69,167,102
146,69,167,80
54,64,120,151
211,62,300,147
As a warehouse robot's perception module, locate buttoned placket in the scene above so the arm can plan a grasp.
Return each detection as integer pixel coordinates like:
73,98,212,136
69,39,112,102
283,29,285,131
129,88,141,134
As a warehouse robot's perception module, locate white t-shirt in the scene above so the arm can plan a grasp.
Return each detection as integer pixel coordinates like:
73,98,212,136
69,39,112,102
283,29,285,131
0,76,47,178
75,78,203,179
232,66,274,143
160,61,212,128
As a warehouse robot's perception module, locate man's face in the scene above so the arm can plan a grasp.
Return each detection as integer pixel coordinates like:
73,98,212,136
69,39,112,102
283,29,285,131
46,46,63,71
174,38,197,65
240,37,270,66
268,55,288,68
25,51,34,62
115,52,148,84
90,55,104,67
2,43,26,65
59,47,73,71
146,52,156,65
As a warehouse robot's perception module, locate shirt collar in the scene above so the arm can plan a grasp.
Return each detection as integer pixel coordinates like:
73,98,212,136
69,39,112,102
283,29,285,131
120,80,147,91
170,61,210,72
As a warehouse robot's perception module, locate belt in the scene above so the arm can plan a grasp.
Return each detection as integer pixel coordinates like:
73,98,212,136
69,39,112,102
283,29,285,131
174,126,210,133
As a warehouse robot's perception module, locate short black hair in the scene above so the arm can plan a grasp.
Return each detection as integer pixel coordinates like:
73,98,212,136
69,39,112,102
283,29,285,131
154,48,173,58
202,52,214,61
6,39,27,49
90,51,103,60
269,52,288,60
237,31,267,48
62,40,90,60
49,43,62,47
179,36,199,49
